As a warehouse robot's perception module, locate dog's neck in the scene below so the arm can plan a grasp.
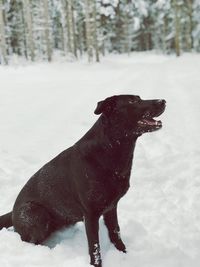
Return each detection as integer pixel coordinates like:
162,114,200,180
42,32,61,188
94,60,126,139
76,116,139,177
103,131,138,177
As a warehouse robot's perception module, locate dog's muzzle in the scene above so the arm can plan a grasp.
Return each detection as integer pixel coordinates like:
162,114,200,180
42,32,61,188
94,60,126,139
138,99,166,130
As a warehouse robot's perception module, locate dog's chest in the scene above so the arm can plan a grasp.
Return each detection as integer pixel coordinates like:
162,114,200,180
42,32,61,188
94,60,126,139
88,171,130,214
110,171,130,197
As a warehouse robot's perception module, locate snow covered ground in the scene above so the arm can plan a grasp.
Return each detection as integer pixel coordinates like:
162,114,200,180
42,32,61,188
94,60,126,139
0,52,200,267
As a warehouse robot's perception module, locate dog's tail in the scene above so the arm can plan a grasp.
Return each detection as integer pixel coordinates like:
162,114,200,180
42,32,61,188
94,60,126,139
0,212,13,230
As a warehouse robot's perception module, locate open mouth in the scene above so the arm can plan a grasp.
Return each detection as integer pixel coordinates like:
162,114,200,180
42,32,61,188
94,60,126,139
136,99,166,133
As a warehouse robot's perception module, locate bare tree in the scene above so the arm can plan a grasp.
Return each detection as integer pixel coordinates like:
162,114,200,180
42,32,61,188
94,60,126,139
43,0,52,61
59,0,67,55
186,0,193,50
173,0,181,56
85,0,93,62
66,0,77,57
0,0,7,64
23,0,35,61
124,0,133,55
85,0,99,62
162,15,168,53
92,0,99,62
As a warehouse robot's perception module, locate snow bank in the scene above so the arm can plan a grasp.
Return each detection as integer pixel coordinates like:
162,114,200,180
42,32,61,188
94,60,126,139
0,52,200,266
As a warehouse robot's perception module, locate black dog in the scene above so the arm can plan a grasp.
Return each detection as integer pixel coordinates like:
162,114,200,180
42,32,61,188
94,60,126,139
0,95,166,267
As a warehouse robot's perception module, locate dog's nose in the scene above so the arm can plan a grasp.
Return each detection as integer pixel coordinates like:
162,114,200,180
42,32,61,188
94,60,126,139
157,99,166,106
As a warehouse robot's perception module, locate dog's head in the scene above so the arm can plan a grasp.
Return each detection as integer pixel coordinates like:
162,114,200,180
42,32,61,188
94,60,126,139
94,95,166,136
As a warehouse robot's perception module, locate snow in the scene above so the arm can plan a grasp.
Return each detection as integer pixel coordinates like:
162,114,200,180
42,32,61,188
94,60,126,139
0,52,200,267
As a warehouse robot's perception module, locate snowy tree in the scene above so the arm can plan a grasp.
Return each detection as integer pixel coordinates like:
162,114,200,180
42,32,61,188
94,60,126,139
97,1,117,53
172,0,181,56
43,0,52,61
23,0,35,61
75,1,85,56
193,0,200,51
6,0,27,57
65,0,77,57
85,0,99,62
1,0,200,64
184,0,194,50
92,0,99,61
0,0,7,64
85,0,94,61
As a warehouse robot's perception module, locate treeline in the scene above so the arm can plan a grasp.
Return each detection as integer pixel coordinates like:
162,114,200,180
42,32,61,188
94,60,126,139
0,0,200,64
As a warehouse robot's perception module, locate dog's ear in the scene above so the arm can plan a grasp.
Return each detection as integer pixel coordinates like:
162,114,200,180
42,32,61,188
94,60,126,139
94,96,117,115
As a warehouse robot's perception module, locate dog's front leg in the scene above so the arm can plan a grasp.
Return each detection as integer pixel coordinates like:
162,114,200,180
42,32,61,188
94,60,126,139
84,214,102,267
104,206,126,253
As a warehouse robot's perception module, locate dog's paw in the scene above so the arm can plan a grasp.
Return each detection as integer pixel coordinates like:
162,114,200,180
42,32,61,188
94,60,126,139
114,239,127,253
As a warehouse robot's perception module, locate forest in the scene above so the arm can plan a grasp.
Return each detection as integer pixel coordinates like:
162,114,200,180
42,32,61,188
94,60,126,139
0,0,200,64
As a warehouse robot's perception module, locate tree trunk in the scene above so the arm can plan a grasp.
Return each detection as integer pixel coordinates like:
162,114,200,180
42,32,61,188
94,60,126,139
60,0,68,55
173,0,181,56
162,15,167,53
85,0,93,62
92,0,99,62
186,0,193,50
43,0,52,61
124,0,132,55
85,0,100,62
76,17,84,56
115,3,123,52
23,0,35,61
0,0,7,64
71,2,77,57
100,14,106,56
66,0,77,57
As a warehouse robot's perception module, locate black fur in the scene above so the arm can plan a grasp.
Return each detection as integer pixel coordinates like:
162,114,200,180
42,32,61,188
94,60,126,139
0,95,166,267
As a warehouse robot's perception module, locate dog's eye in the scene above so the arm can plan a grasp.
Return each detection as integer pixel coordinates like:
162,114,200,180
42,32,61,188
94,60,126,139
128,99,139,104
